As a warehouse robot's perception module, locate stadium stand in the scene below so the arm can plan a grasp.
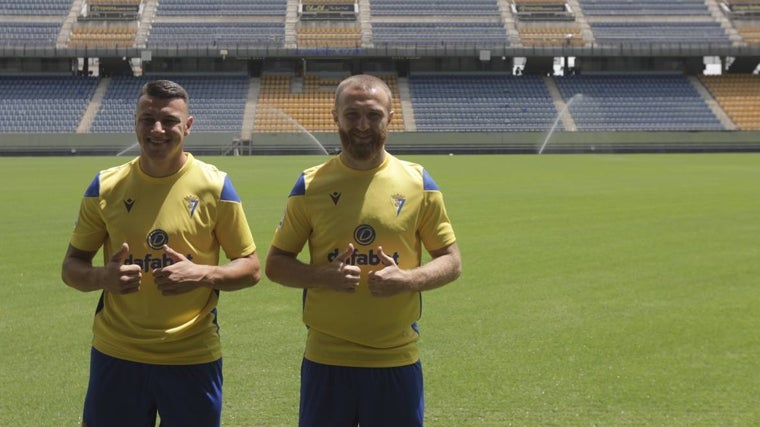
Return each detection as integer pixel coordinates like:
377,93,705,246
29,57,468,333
588,21,732,46
0,22,62,47
578,0,732,46
369,0,509,47
147,22,286,48
255,73,404,133
700,74,760,130
154,0,286,17
147,0,286,48
297,25,362,48
577,0,711,16
68,25,137,48
372,22,509,47
1,0,760,154
519,27,584,47
0,0,71,16
0,75,98,133
408,73,560,132
90,74,249,133
553,74,725,131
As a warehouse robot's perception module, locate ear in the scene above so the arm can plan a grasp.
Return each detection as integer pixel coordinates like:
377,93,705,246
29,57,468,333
185,116,194,135
332,109,338,124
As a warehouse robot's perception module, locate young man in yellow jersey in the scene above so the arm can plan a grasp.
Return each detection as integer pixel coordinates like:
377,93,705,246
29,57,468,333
266,74,462,427
62,80,261,427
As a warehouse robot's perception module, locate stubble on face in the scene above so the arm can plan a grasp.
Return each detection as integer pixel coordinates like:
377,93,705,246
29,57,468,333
338,127,386,161
135,96,192,176
334,87,392,168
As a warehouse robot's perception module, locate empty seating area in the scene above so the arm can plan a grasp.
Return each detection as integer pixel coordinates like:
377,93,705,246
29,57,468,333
519,27,584,47
0,72,754,135
370,0,500,17
372,22,508,47
369,0,507,48
68,25,136,48
700,74,760,130
297,25,361,48
255,74,404,133
0,22,61,47
0,75,97,133
147,22,285,48
90,74,249,133
578,0,710,16
409,73,559,132
554,74,724,131
0,0,71,15
589,21,731,46
733,24,760,45
155,0,286,17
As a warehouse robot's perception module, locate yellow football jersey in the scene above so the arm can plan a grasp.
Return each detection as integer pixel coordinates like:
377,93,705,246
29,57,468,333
70,153,256,365
273,153,456,367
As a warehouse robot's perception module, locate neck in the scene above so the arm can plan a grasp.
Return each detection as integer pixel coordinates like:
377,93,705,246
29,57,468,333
341,150,386,171
140,152,188,177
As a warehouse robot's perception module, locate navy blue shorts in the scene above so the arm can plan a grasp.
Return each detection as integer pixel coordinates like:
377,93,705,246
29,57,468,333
82,347,223,427
299,358,424,427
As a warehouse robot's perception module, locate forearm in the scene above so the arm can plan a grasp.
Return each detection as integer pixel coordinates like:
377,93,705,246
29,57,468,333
61,258,105,292
411,243,462,292
200,254,261,291
265,251,323,289
407,253,461,292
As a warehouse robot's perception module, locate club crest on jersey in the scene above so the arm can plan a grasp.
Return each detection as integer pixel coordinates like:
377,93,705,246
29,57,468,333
392,193,406,216
185,195,199,217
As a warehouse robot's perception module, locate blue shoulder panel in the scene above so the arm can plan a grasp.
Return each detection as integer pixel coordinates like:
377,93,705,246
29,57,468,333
220,175,242,202
422,169,440,191
84,173,100,197
289,173,307,197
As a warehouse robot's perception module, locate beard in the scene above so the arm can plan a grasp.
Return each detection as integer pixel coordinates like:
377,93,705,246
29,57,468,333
338,128,386,161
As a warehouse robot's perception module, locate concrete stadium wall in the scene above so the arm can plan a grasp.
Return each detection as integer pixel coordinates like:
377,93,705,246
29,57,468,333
1,131,760,156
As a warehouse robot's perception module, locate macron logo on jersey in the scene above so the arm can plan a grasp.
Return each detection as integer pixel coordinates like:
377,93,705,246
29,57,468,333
330,192,341,205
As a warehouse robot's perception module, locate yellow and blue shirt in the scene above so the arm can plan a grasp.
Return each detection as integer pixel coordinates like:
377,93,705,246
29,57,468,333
272,153,456,368
70,153,256,365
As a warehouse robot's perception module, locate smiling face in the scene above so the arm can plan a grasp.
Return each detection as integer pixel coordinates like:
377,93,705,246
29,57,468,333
332,76,394,170
134,92,193,177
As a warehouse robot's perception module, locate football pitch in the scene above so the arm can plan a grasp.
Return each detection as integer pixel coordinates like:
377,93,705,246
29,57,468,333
1,153,758,426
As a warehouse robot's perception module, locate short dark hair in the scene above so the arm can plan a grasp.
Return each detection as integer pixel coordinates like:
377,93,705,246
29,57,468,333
138,80,189,104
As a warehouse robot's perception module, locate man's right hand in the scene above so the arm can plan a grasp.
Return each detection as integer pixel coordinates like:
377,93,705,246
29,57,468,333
102,242,142,294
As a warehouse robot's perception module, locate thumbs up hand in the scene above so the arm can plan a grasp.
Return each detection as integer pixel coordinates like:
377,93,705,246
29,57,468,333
153,245,202,296
367,246,409,297
102,242,142,294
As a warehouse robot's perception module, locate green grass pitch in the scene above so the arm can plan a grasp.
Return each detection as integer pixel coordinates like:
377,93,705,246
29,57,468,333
1,153,758,426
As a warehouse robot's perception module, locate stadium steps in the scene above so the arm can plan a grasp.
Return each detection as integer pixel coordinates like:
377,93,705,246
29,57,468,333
496,0,519,46
566,0,594,45
358,0,372,46
705,0,742,46
240,77,260,139
544,76,577,131
397,77,416,131
135,0,159,48
77,77,110,134
57,0,84,48
284,0,299,48
688,75,737,130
